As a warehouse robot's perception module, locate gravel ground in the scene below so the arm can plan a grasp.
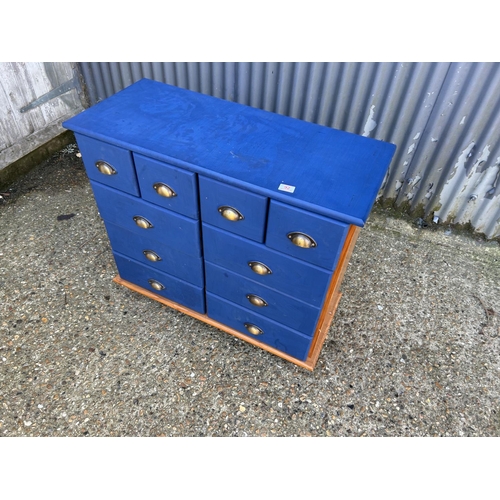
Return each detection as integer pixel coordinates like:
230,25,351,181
1,143,499,437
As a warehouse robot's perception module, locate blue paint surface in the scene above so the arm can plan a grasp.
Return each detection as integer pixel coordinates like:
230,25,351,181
64,79,396,226
202,223,331,308
199,176,268,242
74,133,140,196
134,153,199,219
104,221,204,286
205,262,321,336
63,78,398,363
206,292,312,361
113,252,205,313
265,200,349,270
90,181,202,257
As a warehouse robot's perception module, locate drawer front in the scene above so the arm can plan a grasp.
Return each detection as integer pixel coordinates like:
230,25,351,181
205,262,320,336
207,293,312,361
266,200,349,270
104,221,204,286
75,134,140,196
91,181,202,257
113,252,205,313
134,153,199,219
199,176,268,242
202,224,331,308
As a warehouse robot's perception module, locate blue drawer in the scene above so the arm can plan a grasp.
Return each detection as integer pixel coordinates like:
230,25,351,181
75,134,140,196
206,293,313,361
90,181,202,258
113,252,205,313
134,153,199,219
205,262,320,336
199,176,268,242
104,221,204,286
202,224,331,308
266,200,349,270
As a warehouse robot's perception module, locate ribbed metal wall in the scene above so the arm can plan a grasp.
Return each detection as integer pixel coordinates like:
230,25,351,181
77,62,500,239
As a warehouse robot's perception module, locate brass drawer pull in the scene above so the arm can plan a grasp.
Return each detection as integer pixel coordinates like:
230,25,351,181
218,205,244,221
148,279,165,291
248,261,272,275
133,216,153,229
246,294,268,307
143,250,162,262
95,161,116,175
244,322,263,336
153,182,177,198
287,231,317,248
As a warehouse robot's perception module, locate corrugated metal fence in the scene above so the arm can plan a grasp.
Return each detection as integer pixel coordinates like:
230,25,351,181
78,62,500,239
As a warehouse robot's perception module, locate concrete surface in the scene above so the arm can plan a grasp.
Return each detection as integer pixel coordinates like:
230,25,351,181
1,142,499,437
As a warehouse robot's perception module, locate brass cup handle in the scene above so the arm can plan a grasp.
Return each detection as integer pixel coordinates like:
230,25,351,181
148,279,165,291
244,322,263,336
218,205,244,221
133,216,153,229
248,261,272,275
143,250,162,262
153,182,177,198
246,294,268,307
287,231,317,248
95,161,116,176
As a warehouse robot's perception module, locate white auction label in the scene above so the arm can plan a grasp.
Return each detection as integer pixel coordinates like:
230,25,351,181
278,183,296,193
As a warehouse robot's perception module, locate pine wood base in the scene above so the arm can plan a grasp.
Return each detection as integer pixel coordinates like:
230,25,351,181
113,225,361,371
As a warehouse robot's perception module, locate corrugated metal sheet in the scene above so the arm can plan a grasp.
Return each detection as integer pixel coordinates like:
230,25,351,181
395,63,500,239
0,62,85,171
77,62,500,239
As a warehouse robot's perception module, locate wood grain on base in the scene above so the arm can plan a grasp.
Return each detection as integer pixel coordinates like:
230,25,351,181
113,224,361,371
113,275,317,370
304,225,361,367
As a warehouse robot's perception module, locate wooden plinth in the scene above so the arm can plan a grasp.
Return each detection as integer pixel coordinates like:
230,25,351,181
113,225,361,371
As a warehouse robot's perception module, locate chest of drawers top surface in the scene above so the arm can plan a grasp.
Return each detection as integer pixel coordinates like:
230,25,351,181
63,78,396,226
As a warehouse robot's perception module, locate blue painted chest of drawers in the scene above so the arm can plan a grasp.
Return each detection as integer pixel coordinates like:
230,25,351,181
63,78,396,370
